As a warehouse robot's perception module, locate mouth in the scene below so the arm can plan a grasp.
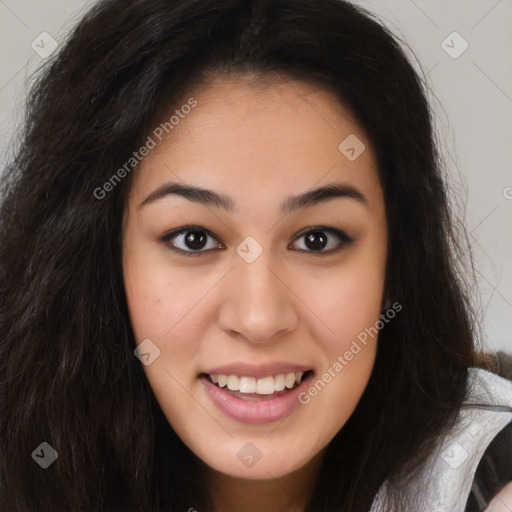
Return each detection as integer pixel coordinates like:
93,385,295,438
199,370,315,401
199,368,315,424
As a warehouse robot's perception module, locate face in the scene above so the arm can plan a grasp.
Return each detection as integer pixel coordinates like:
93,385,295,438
122,75,388,480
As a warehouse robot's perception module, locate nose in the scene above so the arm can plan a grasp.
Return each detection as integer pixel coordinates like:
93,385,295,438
217,253,299,344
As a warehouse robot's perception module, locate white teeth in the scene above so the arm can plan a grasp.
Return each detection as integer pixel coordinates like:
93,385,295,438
285,373,296,389
274,374,286,391
257,376,275,395
239,376,257,393
227,375,240,391
208,371,307,394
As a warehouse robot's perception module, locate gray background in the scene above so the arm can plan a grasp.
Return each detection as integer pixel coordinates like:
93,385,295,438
1,0,511,354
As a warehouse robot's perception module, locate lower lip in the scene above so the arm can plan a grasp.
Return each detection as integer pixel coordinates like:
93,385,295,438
200,372,314,424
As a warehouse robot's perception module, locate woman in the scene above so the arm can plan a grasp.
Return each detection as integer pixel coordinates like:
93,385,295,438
0,0,510,511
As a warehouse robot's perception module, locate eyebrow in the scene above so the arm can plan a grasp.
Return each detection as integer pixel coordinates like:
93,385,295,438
139,180,369,215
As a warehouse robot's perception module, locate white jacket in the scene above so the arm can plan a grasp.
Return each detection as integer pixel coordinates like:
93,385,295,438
370,367,512,512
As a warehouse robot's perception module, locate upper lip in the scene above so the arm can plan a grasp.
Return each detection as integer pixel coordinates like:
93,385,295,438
202,362,313,378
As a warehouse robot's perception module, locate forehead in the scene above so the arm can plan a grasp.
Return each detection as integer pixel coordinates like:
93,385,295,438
130,76,383,213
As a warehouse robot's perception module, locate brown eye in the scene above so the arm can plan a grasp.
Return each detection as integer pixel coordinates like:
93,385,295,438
161,226,223,256
304,231,328,251
290,227,355,254
182,230,208,250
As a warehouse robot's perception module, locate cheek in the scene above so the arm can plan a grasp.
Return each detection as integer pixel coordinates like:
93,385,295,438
298,270,380,427
124,247,201,337
300,260,385,351
293,250,384,417
123,250,215,379
123,256,209,427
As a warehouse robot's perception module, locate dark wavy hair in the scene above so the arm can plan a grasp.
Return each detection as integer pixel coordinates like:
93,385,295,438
0,0,493,510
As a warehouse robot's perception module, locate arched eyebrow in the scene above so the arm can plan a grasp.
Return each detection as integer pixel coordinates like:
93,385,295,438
139,181,369,214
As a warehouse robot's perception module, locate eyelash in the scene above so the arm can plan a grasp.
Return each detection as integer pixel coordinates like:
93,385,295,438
160,225,355,257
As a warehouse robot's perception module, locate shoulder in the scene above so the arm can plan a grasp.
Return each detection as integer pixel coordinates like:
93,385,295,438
464,419,512,511
464,353,512,512
370,359,512,512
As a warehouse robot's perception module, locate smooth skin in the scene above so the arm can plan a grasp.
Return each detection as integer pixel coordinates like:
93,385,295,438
122,75,388,512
